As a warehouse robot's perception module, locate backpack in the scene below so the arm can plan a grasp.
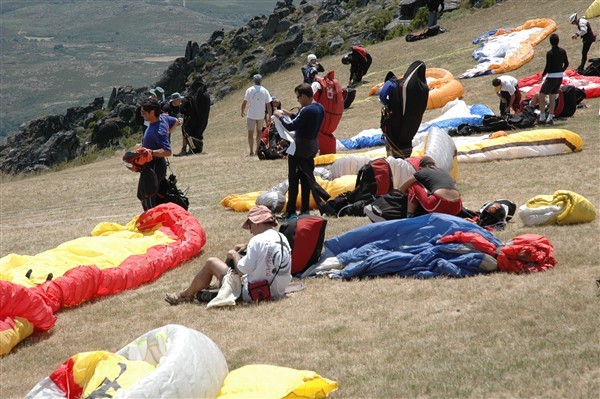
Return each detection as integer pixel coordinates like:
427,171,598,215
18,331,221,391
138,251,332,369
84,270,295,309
156,173,189,210
364,190,408,222
279,215,327,275
508,107,536,129
582,58,600,76
348,158,394,204
480,115,512,132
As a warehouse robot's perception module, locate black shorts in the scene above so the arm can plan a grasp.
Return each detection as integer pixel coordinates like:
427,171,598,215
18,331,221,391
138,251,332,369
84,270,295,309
540,77,562,95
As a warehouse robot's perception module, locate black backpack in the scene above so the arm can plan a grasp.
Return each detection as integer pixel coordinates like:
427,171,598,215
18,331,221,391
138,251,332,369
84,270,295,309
156,173,189,210
347,158,394,204
508,107,537,129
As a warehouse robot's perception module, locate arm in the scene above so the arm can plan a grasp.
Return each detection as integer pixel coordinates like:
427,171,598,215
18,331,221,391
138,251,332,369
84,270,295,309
399,176,417,195
266,102,273,120
241,99,248,117
562,50,569,71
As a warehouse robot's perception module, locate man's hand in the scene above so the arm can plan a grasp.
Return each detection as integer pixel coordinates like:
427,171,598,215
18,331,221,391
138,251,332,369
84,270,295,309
234,243,247,253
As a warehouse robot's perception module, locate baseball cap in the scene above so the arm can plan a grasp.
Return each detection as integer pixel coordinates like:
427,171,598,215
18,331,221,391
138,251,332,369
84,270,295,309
253,74,262,84
242,205,276,229
569,13,577,24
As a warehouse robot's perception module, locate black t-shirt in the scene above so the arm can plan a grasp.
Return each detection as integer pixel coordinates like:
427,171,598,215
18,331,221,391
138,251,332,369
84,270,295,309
414,168,456,193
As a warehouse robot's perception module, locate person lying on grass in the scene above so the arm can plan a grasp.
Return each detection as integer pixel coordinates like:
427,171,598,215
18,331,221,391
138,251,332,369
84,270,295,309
165,205,291,304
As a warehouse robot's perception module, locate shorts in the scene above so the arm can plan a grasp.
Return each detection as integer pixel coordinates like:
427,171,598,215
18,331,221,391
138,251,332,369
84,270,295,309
246,118,264,131
540,77,562,95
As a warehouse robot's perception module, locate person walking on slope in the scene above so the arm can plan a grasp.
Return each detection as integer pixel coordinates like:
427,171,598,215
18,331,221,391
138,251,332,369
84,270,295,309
273,83,330,220
529,33,569,125
241,74,273,156
491,75,523,116
570,12,596,74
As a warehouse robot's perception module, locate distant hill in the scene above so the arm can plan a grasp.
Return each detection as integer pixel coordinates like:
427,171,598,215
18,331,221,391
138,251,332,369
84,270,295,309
0,0,280,142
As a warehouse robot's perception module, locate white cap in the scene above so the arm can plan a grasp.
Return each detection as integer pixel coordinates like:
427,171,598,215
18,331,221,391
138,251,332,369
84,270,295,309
307,54,317,63
569,13,577,24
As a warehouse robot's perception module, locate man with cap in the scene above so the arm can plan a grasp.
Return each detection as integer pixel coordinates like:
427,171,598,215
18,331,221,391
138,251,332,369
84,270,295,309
165,205,291,305
491,75,523,116
162,92,183,117
241,74,273,156
303,54,325,84
570,12,596,74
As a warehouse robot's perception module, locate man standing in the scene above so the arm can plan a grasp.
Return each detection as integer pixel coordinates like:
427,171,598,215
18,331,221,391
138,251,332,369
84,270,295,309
274,83,329,219
162,92,183,116
303,54,325,84
427,0,444,28
529,33,569,125
491,75,522,116
241,74,272,156
570,13,596,74
138,98,180,210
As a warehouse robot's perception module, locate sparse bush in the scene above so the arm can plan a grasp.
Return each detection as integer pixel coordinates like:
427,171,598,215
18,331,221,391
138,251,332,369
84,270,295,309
385,24,408,41
409,7,429,31
481,0,496,8
93,109,107,119
367,9,394,40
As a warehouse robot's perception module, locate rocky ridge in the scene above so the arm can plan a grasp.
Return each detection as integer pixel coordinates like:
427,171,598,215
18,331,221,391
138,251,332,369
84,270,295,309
0,0,473,175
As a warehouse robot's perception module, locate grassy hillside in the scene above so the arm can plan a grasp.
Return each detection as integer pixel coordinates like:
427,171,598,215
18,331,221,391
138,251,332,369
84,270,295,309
0,0,280,141
1,0,599,397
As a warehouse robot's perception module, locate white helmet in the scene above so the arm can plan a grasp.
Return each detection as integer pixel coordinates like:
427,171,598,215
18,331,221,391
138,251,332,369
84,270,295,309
569,13,577,24
307,54,317,63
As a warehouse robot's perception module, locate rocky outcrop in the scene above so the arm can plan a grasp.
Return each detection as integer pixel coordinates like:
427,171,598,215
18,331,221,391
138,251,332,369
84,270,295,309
0,0,479,175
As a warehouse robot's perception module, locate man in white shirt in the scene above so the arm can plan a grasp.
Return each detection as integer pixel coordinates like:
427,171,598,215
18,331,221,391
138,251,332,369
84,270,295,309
491,75,522,116
165,205,292,305
241,74,273,156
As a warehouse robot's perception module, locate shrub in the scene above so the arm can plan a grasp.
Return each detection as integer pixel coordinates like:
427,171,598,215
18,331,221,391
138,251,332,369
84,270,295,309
409,7,429,31
367,9,393,40
481,0,496,8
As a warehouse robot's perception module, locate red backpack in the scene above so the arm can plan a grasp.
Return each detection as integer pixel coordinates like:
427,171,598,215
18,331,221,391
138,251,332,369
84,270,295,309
279,215,327,275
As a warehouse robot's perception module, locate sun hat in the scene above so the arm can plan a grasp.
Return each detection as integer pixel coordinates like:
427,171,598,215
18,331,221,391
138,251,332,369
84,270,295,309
170,92,183,101
307,54,317,63
569,13,577,24
242,205,276,229
253,74,262,84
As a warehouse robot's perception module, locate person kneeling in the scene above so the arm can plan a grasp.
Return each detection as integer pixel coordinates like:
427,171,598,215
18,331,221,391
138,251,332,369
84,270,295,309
399,156,462,217
165,205,291,305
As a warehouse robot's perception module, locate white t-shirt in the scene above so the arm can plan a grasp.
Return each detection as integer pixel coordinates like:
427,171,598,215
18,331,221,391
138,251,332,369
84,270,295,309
498,76,518,95
237,229,292,300
244,85,272,120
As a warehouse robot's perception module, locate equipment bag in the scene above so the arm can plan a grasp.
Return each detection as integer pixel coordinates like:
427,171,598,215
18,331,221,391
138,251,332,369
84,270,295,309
157,173,189,211
279,215,327,275
348,158,394,204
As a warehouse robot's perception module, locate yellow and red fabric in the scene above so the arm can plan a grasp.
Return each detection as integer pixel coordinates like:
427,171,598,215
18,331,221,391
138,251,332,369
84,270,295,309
0,203,206,356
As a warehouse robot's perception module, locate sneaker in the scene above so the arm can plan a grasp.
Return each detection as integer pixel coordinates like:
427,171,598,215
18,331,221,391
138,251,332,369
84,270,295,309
277,212,297,221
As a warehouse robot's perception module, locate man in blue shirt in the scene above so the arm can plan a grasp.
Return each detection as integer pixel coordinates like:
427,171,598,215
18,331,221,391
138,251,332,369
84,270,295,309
138,98,180,210
274,83,329,219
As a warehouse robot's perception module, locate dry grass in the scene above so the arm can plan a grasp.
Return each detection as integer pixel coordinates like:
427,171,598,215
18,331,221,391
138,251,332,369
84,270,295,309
1,0,599,397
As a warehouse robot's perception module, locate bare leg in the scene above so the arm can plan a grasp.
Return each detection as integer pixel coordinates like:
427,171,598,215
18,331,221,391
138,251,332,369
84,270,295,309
547,93,557,119
529,94,539,109
538,94,547,121
247,130,254,154
255,126,262,153
179,257,228,300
